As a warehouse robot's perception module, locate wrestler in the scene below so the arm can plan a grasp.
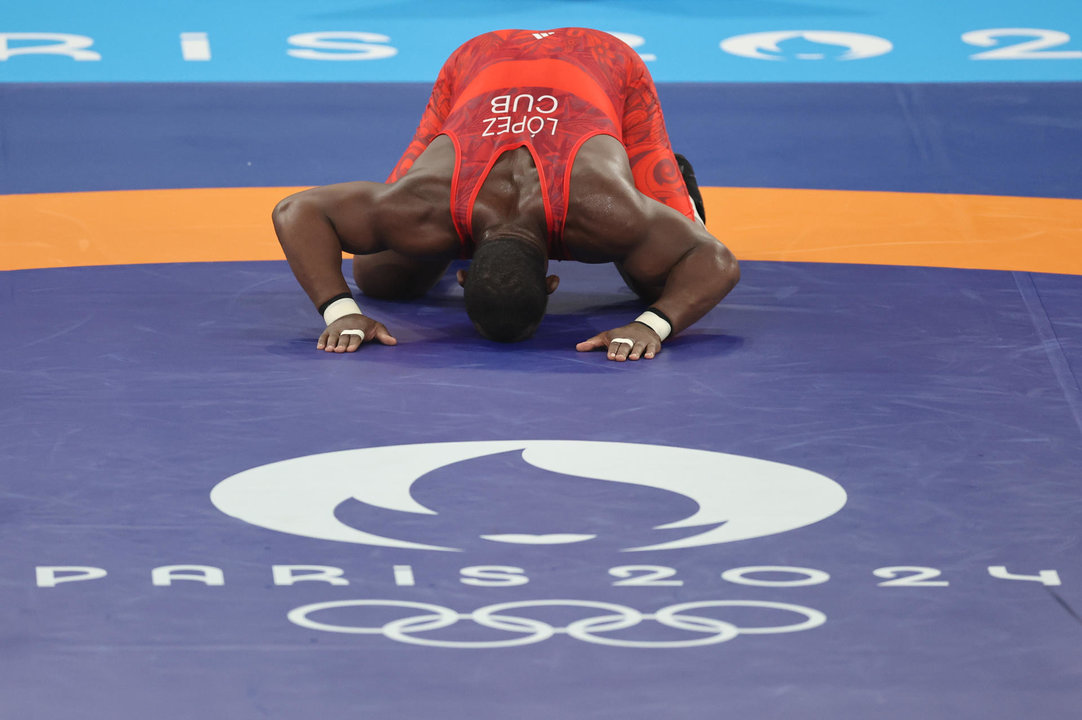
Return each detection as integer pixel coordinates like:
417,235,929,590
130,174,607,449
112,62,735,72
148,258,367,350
273,27,739,361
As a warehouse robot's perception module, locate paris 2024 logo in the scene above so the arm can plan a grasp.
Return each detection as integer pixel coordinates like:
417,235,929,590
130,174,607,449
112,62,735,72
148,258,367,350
210,440,847,552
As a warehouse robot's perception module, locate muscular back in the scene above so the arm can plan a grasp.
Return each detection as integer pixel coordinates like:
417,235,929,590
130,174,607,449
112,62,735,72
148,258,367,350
389,134,553,257
378,132,715,306
391,134,665,260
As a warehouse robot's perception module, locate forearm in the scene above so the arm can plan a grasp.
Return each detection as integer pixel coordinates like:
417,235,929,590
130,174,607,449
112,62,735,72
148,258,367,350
272,193,352,309
650,241,740,336
578,238,737,361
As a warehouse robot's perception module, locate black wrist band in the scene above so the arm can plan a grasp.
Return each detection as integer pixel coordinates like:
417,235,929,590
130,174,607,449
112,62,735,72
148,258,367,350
317,292,353,316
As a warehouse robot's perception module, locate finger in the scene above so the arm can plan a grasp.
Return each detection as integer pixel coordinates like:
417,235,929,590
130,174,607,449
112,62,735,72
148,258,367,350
627,341,647,360
333,333,353,353
338,328,367,351
317,329,330,350
373,324,398,346
643,340,661,359
576,334,608,352
608,338,634,361
324,333,343,352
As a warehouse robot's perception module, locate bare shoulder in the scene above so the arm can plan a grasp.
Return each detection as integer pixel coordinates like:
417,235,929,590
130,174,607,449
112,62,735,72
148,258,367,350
273,161,456,259
563,136,652,261
376,149,457,257
382,136,454,221
325,136,456,256
564,137,733,292
565,136,716,261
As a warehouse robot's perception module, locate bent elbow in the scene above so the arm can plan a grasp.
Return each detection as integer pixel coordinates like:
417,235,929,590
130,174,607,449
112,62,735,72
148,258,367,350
717,244,740,290
271,192,306,232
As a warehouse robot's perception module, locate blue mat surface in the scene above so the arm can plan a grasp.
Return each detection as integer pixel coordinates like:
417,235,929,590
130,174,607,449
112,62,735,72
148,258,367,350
3,82,1082,197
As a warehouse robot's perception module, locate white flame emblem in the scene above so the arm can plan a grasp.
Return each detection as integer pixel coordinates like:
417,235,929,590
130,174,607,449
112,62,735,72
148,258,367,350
210,441,847,552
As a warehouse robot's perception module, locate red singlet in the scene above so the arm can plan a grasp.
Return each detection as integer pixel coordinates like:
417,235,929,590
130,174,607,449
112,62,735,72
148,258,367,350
388,28,696,260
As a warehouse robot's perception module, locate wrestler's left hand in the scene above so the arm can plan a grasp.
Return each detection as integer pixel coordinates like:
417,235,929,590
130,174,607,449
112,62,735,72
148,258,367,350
576,323,661,362
318,315,397,353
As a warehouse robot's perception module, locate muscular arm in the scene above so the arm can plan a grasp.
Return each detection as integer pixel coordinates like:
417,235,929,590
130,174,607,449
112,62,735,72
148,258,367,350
272,182,405,353
575,189,739,361
272,171,457,353
272,182,388,309
618,204,740,335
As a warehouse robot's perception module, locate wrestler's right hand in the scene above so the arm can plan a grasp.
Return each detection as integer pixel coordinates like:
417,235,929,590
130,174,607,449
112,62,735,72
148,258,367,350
317,315,398,353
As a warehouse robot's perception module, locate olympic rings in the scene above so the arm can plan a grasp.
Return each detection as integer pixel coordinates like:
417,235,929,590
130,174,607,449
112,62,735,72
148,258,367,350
286,599,459,635
287,598,826,649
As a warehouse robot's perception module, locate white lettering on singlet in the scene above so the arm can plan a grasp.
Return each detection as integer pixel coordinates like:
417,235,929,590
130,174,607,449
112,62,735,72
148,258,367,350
482,93,560,138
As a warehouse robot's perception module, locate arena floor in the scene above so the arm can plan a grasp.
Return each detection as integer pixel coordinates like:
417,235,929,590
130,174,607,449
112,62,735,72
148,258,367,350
2,2,1080,718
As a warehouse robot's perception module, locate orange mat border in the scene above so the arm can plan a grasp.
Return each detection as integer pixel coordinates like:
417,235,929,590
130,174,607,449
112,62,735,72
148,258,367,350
2,186,1080,274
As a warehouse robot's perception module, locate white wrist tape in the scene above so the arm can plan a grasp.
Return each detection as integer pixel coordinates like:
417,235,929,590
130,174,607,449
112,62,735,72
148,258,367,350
634,309,672,341
322,297,363,326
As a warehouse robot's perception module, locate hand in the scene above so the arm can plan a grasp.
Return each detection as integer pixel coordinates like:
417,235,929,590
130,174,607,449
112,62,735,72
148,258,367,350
575,322,661,361
317,314,397,353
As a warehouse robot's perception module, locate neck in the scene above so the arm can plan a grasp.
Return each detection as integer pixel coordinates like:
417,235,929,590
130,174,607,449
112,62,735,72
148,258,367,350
473,222,547,256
